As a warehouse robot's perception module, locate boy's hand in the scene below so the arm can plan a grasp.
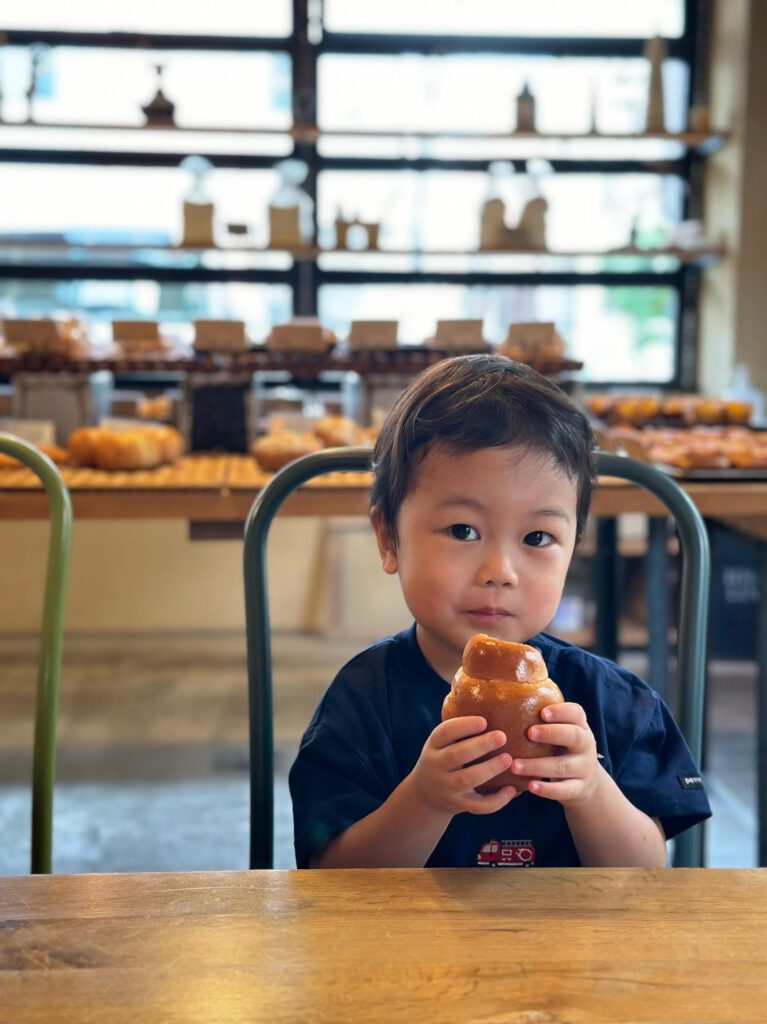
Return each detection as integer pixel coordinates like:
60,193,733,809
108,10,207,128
511,702,600,806
411,716,518,816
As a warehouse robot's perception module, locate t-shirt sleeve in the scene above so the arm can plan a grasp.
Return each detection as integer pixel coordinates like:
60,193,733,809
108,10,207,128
289,660,400,868
613,694,712,841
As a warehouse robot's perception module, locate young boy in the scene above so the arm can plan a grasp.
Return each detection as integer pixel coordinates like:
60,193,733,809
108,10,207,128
289,355,711,868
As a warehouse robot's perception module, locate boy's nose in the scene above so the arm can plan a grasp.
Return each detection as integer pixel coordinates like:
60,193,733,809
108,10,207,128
477,551,519,588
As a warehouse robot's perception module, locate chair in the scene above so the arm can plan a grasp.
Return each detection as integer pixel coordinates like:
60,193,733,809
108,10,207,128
0,434,72,873
244,448,710,869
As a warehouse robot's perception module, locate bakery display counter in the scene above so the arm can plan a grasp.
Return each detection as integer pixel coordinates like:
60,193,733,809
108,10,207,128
2,455,767,525
0,454,373,521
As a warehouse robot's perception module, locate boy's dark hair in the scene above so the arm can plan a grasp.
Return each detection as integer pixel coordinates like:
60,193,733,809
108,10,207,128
371,354,596,543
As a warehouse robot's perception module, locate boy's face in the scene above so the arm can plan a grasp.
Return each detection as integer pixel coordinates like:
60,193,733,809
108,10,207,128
372,444,579,681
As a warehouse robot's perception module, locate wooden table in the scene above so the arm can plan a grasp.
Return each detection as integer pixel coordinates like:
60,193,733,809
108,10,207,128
1,868,765,1023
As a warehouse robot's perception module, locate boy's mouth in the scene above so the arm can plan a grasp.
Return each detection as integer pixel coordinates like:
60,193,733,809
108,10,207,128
464,608,512,619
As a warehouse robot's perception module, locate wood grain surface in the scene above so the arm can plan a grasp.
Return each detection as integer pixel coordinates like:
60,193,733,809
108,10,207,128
1,868,765,1023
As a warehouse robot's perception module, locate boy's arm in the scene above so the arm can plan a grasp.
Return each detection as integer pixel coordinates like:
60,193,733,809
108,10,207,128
512,702,668,867
563,768,667,867
313,774,451,867
314,716,518,868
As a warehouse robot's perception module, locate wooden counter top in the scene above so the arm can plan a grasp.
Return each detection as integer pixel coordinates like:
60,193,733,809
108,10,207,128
1,867,765,1023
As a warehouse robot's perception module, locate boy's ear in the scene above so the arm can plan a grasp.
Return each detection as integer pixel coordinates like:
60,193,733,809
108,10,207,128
370,506,398,574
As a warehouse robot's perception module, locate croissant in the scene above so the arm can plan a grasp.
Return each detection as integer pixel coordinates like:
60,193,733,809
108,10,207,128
442,634,564,793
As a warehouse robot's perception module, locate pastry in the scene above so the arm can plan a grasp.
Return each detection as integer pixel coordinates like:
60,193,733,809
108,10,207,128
442,633,564,793
251,430,323,472
313,416,368,448
67,425,184,470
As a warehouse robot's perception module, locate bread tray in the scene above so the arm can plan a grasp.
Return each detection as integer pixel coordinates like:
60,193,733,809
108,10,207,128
653,463,767,481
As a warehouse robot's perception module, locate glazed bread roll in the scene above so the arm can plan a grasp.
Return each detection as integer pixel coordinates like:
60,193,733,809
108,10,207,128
67,425,183,470
313,415,368,448
251,430,323,472
442,633,564,793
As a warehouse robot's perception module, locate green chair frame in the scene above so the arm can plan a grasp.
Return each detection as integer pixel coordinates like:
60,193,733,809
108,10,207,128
244,448,710,869
0,434,72,873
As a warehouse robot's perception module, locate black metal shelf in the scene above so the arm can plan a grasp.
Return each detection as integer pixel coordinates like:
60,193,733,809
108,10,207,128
2,27,688,58
0,263,292,283
317,32,692,59
316,269,683,287
1,28,290,51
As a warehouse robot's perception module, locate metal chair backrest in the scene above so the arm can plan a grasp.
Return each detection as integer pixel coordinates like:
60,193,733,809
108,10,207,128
244,448,710,868
0,434,72,873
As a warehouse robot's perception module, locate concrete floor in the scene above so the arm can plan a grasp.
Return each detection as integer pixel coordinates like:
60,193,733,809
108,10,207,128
0,632,757,874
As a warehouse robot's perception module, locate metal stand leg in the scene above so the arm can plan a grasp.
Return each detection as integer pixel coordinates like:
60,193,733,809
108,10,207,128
646,517,670,703
759,542,767,866
594,518,618,661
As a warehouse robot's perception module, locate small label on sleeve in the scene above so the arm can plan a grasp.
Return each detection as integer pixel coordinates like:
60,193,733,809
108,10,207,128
678,774,704,790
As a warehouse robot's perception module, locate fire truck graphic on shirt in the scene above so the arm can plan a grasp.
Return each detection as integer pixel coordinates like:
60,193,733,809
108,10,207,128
477,839,535,867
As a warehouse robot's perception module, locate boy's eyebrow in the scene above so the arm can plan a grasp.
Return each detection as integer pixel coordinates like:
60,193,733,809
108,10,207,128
531,507,573,524
434,497,572,525
434,497,487,512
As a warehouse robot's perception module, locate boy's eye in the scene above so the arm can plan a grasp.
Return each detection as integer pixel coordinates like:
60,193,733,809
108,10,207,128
524,531,554,547
448,524,479,541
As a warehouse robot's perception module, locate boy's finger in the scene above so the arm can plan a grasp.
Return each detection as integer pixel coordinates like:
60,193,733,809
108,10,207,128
539,702,588,727
527,723,585,751
465,785,518,815
511,754,576,778
455,751,513,791
430,716,487,749
528,779,581,801
443,729,507,769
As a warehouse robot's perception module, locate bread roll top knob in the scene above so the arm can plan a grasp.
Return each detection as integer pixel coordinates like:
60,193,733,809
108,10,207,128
462,633,548,683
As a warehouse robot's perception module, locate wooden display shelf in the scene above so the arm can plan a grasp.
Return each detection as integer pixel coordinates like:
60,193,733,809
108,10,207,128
0,347,583,378
3,458,767,529
4,121,728,151
1,240,724,265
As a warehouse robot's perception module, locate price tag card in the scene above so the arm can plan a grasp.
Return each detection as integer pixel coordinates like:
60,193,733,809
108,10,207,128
99,417,148,432
269,322,325,350
112,320,160,342
3,319,59,347
0,418,56,445
435,320,484,348
194,320,247,350
348,321,399,349
505,322,556,347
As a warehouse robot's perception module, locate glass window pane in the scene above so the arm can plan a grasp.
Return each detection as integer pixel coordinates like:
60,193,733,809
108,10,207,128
319,55,689,135
0,2,291,36
324,0,684,38
1,47,292,129
0,280,292,344
0,165,282,246
319,283,677,383
318,171,683,253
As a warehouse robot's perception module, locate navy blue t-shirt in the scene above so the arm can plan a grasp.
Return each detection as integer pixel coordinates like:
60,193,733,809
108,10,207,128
289,625,711,868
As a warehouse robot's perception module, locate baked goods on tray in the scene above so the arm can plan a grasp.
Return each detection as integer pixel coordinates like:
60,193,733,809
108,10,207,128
588,393,752,428
67,425,184,470
604,424,767,471
0,442,70,469
251,415,377,472
251,431,323,472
